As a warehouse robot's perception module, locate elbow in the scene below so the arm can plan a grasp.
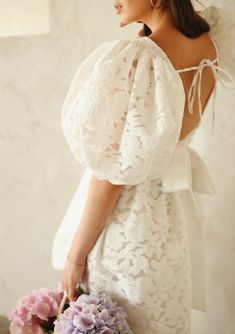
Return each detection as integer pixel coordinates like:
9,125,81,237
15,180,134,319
92,174,124,191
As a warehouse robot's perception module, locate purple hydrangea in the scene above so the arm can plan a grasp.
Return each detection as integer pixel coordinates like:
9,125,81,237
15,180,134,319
54,293,133,334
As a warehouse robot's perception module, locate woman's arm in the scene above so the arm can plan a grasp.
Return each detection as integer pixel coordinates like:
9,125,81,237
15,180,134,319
67,174,124,263
61,174,124,301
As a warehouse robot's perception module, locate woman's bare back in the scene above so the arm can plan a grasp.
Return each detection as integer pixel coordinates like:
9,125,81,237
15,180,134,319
149,31,218,141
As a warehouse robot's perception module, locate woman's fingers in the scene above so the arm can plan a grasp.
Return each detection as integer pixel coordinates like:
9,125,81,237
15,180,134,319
61,281,77,302
68,282,77,301
61,276,77,301
60,272,67,292
60,260,87,302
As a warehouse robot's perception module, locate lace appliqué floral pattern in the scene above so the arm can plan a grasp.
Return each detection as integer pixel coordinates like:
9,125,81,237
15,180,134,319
84,182,192,334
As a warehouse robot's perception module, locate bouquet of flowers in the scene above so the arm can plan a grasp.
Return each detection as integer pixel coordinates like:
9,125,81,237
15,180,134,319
8,282,133,334
8,281,65,334
53,291,133,334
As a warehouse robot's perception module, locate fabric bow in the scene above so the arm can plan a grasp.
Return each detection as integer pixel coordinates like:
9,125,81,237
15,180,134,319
160,142,216,194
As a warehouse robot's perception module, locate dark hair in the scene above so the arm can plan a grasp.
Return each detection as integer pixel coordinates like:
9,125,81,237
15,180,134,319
139,0,210,38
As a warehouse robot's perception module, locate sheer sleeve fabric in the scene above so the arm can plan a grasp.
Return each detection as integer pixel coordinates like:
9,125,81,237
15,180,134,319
61,39,185,185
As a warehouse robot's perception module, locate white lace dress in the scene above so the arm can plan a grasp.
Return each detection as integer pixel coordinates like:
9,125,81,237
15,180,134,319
51,6,235,334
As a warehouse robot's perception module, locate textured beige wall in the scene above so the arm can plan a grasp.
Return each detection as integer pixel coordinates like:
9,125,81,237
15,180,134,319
0,0,50,37
0,0,137,318
0,1,234,333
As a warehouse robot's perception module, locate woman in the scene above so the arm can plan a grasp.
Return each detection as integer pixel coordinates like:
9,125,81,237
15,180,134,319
52,1,235,333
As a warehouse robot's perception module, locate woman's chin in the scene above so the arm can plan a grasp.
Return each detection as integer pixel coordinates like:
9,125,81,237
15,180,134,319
119,20,127,27
119,16,131,28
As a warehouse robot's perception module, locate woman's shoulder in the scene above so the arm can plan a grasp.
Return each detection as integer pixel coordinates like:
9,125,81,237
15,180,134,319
62,37,185,123
75,37,185,108
88,36,181,82
95,36,170,61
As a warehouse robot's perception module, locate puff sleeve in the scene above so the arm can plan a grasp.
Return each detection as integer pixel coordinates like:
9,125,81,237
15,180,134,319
61,39,185,185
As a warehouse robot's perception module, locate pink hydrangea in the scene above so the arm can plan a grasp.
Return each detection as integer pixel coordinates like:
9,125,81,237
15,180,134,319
9,281,63,334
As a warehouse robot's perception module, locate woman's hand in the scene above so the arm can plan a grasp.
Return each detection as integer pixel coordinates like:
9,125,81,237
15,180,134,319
60,257,87,302
59,175,123,303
